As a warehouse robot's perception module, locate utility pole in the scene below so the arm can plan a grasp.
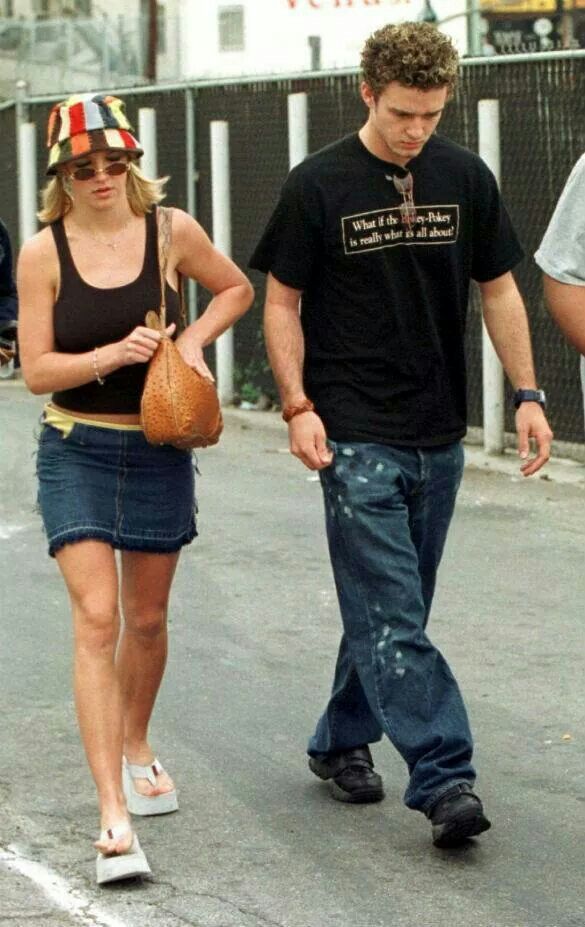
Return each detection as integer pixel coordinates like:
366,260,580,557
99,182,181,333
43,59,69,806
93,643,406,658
146,0,157,83
557,0,575,48
467,0,482,57
420,2,484,57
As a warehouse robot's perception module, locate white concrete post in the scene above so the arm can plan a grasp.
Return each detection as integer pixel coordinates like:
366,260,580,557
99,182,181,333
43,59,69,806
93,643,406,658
467,0,483,57
18,122,37,245
287,92,308,169
138,108,158,180
478,99,505,455
210,120,233,404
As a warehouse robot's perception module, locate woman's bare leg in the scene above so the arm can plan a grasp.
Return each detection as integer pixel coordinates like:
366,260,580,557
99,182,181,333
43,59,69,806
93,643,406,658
118,550,180,796
55,540,130,855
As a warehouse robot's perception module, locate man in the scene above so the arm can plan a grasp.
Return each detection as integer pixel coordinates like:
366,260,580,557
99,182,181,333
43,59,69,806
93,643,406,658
0,218,18,375
535,155,585,433
250,22,552,847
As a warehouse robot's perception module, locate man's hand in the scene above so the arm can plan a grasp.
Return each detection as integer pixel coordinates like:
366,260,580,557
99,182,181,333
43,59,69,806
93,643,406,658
515,402,553,477
289,411,334,471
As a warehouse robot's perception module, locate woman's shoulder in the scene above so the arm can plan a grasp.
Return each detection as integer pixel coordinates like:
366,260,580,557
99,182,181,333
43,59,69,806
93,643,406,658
164,206,208,246
155,204,191,234
163,205,191,228
18,226,58,275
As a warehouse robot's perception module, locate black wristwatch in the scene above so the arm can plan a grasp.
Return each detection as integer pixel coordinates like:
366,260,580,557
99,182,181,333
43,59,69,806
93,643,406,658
513,388,546,410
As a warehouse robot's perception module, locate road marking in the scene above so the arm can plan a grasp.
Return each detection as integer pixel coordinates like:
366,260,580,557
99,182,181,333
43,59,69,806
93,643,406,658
0,844,129,927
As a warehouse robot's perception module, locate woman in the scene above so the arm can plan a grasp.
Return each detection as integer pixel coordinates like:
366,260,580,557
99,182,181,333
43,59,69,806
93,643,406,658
17,93,253,884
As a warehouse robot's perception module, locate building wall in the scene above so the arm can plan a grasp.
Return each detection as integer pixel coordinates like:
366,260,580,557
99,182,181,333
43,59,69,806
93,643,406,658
5,0,97,15
179,0,469,80
4,0,584,94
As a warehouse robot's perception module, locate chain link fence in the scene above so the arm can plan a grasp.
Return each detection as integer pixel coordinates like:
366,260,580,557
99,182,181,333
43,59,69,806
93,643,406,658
0,14,183,100
1,51,584,451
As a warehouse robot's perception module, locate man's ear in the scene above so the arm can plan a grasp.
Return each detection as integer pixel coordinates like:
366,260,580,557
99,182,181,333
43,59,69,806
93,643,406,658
360,81,376,110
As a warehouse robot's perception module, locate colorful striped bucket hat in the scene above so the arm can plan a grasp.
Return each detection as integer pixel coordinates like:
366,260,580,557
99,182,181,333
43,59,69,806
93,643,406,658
46,93,143,175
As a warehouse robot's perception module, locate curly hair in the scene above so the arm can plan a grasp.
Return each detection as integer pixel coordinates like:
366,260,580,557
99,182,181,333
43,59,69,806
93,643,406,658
361,22,459,98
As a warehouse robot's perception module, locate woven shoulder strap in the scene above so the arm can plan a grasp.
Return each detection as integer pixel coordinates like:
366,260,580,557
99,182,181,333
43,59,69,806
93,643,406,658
156,205,188,332
157,206,172,328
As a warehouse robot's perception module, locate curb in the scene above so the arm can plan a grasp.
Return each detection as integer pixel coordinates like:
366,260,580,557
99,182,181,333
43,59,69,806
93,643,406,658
225,407,585,486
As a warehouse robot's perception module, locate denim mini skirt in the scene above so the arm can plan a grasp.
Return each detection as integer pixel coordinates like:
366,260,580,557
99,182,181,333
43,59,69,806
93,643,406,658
36,417,197,558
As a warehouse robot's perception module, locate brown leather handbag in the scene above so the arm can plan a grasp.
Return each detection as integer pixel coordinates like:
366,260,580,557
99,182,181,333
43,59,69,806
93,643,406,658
140,207,223,449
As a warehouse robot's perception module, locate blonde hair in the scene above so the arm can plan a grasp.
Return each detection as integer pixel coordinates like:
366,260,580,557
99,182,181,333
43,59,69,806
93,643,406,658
37,159,169,224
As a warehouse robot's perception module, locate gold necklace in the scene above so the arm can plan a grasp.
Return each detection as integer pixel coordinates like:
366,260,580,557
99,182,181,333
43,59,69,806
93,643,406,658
74,218,133,251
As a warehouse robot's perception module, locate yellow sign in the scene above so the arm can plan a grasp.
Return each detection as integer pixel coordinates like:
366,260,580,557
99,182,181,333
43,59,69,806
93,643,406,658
481,1,560,12
481,0,585,9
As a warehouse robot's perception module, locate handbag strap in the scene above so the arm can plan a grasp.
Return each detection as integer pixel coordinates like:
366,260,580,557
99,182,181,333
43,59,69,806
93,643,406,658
157,205,188,333
157,205,172,329
177,272,188,332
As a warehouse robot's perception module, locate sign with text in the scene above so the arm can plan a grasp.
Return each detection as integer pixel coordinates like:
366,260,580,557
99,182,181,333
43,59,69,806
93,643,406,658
286,0,413,9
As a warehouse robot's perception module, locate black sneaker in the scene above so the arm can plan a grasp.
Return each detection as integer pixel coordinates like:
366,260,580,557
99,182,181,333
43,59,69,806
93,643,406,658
308,745,385,803
428,783,491,848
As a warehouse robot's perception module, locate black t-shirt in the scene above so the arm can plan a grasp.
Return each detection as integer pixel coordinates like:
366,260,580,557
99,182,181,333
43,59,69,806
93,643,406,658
250,133,524,446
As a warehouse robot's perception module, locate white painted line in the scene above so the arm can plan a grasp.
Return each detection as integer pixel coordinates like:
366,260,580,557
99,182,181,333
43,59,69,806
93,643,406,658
0,844,130,927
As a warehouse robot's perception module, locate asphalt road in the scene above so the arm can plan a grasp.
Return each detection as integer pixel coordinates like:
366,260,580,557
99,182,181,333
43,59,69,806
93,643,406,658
0,385,584,927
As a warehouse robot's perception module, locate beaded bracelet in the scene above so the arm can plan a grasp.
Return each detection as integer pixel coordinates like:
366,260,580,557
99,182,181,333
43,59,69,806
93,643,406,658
92,347,105,386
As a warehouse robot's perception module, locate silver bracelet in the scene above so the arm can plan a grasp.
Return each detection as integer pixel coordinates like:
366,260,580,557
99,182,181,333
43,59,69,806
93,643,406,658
92,347,105,386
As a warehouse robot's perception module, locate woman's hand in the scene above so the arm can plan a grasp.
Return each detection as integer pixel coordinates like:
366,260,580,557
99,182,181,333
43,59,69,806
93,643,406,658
175,331,214,380
117,323,176,366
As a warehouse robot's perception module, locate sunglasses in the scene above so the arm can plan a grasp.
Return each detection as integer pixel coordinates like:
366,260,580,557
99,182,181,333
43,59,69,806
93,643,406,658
70,161,128,181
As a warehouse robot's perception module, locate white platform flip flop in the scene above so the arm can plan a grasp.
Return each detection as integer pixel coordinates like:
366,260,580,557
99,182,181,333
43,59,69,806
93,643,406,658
96,823,151,885
122,757,179,816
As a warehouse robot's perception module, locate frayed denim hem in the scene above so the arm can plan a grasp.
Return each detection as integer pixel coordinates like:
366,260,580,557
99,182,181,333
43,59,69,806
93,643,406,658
48,525,198,558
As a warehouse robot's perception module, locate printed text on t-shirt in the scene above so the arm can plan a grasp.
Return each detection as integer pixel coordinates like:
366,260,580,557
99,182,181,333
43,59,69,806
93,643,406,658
342,205,460,255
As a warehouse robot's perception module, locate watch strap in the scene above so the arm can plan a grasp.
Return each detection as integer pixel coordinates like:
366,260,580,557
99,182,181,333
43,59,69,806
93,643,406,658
513,388,546,409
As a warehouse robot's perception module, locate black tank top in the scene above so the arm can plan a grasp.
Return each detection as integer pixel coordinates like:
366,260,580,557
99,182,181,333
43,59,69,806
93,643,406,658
51,206,181,414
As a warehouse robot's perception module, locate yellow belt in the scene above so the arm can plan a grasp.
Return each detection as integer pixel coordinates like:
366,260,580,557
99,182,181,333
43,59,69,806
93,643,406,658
43,403,143,438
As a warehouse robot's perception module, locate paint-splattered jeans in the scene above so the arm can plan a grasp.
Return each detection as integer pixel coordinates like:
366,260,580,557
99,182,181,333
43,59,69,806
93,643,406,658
308,440,475,814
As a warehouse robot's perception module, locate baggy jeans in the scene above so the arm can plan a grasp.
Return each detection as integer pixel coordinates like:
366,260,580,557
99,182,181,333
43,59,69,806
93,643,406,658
308,440,475,813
